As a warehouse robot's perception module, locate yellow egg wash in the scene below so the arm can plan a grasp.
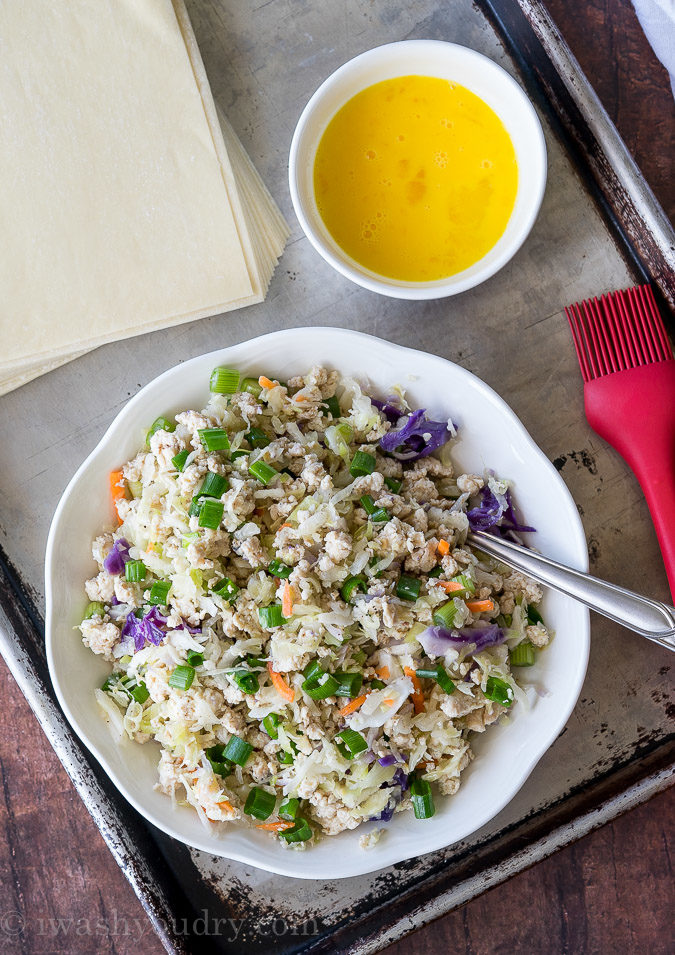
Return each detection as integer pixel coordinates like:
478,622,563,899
313,75,518,282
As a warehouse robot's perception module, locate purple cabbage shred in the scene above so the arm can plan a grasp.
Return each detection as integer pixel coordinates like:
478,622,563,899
370,396,405,424
120,606,167,653
370,766,409,821
103,538,131,575
378,408,453,461
467,486,535,536
419,624,506,658
377,754,397,767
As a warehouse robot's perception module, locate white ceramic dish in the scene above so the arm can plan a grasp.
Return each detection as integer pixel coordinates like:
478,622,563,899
289,40,547,299
46,328,589,879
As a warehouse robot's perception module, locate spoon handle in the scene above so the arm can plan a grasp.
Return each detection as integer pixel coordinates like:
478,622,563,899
468,530,675,652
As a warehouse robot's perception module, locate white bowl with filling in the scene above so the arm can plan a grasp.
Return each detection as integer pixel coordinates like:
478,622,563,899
46,327,588,879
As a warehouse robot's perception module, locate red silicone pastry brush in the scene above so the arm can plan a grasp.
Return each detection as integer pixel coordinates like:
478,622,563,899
565,284,675,602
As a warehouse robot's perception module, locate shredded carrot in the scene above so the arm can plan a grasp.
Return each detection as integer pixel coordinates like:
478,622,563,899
339,694,368,717
404,667,425,714
216,800,234,812
278,522,291,530
282,581,294,618
438,580,465,594
375,665,390,680
267,662,295,702
110,469,127,525
437,538,450,556
466,598,495,613
256,820,294,832
258,375,276,389
294,394,308,402
383,698,395,706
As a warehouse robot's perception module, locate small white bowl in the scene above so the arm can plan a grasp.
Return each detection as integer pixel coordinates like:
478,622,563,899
289,40,547,299
46,328,588,879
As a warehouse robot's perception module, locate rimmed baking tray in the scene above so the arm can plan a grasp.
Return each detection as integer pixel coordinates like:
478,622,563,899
0,0,672,952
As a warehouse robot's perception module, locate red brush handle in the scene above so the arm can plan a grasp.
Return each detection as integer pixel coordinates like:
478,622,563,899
584,361,675,604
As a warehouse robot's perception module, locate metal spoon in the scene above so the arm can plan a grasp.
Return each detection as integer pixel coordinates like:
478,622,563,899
468,530,675,652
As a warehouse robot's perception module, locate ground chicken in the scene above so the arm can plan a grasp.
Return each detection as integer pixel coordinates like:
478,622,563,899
235,535,267,568
85,571,115,603
456,473,484,495
80,618,120,660
324,530,352,562
526,622,550,647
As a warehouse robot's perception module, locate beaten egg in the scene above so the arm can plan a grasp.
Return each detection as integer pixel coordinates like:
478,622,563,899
313,75,518,282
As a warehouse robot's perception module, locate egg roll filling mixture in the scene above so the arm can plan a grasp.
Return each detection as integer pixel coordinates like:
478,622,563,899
80,366,551,849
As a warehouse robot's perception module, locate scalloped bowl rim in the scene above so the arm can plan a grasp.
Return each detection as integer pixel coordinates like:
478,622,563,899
46,327,589,879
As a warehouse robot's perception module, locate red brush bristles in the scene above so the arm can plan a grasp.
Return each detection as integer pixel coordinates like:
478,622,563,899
565,285,673,383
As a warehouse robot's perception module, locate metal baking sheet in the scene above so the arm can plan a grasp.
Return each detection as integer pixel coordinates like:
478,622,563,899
0,0,672,952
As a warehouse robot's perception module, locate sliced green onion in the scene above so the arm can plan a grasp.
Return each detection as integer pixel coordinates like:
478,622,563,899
333,671,363,698
84,601,105,619
248,459,278,485
450,573,476,597
410,775,435,819
197,472,229,499
246,655,266,669
171,449,191,472
246,427,270,449
302,672,340,700
124,560,146,582
279,797,300,821
527,604,545,626
169,664,195,691
415,664,455,695
102,674,150,704
341,574,368,603
263,713,282,739
232,669,260,694
259,604,284,628
211,577,239,602
322,395,341,418
427,566,443,578
205,744,232,777
188,498,202,517
360,494,376,515
268,558,292,579
244,786,276,821
241,377,263,398
209,366,239,394
509,641,536,667
280,817,312,843
198,428,230,452
148,580,171,606
397,575,420,601
433,601,458,628
384,476,402,494
302,659,324,682
277,750,294,765
230,449,250,462
370,678,386,690
336,728,368,758
484,675,514,707
223,734,253,766
350,450,376,477
129,681,150,704
186,650,204,668
371,507,390,522
198,499,224,529
146,415,175,448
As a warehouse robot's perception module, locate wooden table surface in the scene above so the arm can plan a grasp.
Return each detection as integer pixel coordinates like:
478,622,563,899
0,1,672,953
